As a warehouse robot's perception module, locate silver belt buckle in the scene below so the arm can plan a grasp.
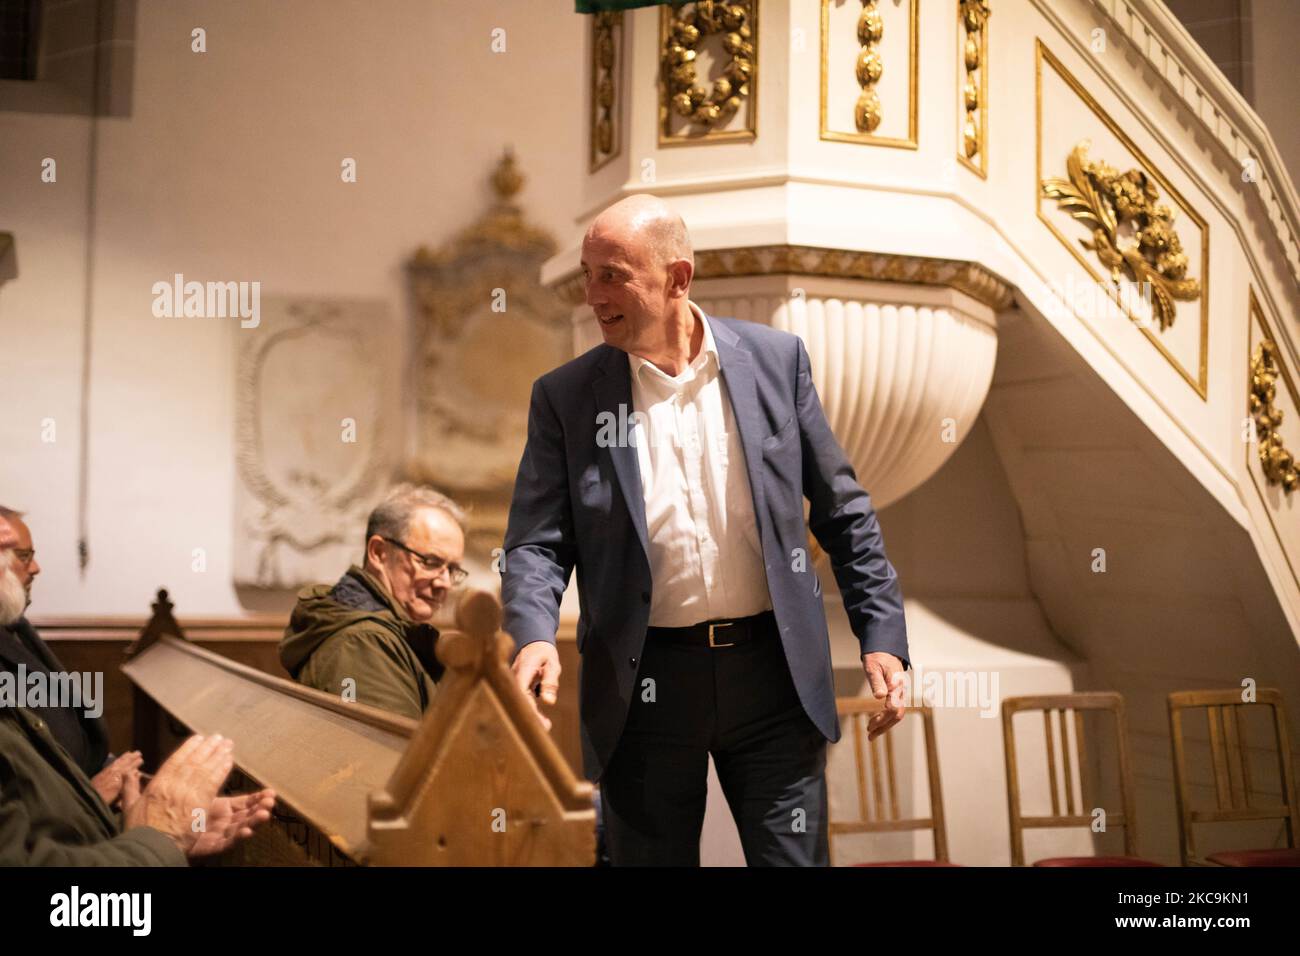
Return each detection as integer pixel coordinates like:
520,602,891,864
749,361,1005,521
707,621,736,648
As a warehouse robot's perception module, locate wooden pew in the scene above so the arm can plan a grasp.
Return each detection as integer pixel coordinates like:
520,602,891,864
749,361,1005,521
36,601,587,780
30,608,288,758
122,588,595,866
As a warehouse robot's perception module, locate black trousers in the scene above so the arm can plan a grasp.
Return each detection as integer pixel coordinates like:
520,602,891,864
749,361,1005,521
600,616,829,866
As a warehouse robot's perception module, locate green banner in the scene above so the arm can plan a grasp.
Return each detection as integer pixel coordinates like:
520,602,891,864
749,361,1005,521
576,1,669,12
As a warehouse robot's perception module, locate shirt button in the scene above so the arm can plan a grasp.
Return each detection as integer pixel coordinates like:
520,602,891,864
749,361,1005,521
629,657,638,667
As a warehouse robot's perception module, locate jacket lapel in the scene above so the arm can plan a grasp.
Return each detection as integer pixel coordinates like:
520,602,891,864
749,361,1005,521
707,313,769,544
592,348,650,562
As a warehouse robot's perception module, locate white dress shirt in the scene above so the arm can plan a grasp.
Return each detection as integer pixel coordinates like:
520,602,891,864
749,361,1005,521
628,302,773,627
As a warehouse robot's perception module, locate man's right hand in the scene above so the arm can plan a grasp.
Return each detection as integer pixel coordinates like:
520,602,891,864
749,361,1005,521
511,641,561,732
122,734,235,857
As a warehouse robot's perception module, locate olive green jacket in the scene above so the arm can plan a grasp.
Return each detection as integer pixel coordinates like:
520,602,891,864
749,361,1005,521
279,565,440,721
0,705,186,866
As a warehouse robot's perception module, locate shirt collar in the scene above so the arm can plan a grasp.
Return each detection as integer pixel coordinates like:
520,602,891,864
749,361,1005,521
628,301,717,384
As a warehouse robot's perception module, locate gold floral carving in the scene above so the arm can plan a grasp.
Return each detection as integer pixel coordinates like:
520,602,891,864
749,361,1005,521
1041,141,1201,332
661,1,755,137
959,0,989,175
1249,339,1299,494
854,1,883,133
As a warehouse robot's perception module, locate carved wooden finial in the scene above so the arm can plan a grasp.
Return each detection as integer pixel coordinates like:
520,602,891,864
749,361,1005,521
124,587,185,660
367,587,595,865
436,588,512,673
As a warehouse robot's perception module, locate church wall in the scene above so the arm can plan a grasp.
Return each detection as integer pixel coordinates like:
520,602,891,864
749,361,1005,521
0,0,586,616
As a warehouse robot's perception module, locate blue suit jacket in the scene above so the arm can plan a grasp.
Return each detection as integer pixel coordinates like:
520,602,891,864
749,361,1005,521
502,311,908,781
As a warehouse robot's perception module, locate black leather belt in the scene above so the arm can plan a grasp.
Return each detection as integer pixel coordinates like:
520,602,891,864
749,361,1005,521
647,610,777,648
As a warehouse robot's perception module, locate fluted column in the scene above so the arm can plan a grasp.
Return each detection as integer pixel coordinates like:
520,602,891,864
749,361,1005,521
694,278,999,508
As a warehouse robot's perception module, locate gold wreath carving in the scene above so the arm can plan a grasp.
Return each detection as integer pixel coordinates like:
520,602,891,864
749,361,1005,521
1041,141,1201,331
663,1,754,130
1249,339,1299,493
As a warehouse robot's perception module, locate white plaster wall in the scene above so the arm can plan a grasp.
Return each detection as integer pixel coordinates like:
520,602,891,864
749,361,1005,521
0,0,585,616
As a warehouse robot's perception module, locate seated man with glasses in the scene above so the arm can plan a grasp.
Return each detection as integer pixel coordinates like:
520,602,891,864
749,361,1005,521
280,483,469,720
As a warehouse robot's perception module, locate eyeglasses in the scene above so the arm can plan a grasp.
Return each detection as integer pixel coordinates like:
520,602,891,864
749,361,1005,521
381,538,469,585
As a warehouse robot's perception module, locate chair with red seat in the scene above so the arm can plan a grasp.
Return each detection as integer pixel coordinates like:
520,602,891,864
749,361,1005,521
1168,687,1300,867
829,697,959,866
1002,692,1162,866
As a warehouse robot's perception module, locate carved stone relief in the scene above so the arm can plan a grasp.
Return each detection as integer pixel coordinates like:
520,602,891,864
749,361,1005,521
234,297,397,589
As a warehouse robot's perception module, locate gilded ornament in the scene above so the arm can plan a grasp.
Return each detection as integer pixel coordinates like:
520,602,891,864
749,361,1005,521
959,0,990,165
662,1,754,131
1041,141,1201,331
854,1,884,133
1250,339,1299,493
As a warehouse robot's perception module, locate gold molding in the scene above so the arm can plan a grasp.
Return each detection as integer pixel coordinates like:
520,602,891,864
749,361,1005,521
658,1,758,147
957,0,989,178
1035,39,1210,400
820,0,918,148
1245,286,1300,591
549,245,1014,310
589,12,624,173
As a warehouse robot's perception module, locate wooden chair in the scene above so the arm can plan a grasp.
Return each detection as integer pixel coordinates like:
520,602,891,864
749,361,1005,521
1168,688,1300,867
829,696,958,866
1002,692,1161,866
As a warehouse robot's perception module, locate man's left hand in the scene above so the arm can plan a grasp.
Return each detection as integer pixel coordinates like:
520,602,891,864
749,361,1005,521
862,652,906,740
187,790,277,859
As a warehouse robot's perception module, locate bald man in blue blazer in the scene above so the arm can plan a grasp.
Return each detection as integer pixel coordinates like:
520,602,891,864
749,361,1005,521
503,195,909,866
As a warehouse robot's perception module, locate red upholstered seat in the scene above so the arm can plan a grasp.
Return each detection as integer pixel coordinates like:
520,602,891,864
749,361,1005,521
852,860,962,867
1206,848,1300,867
1033,856,1163,867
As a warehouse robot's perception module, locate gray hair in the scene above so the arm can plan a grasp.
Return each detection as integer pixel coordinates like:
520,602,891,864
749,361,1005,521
0,506,25,522
365,483,467,546
0,548,24,628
